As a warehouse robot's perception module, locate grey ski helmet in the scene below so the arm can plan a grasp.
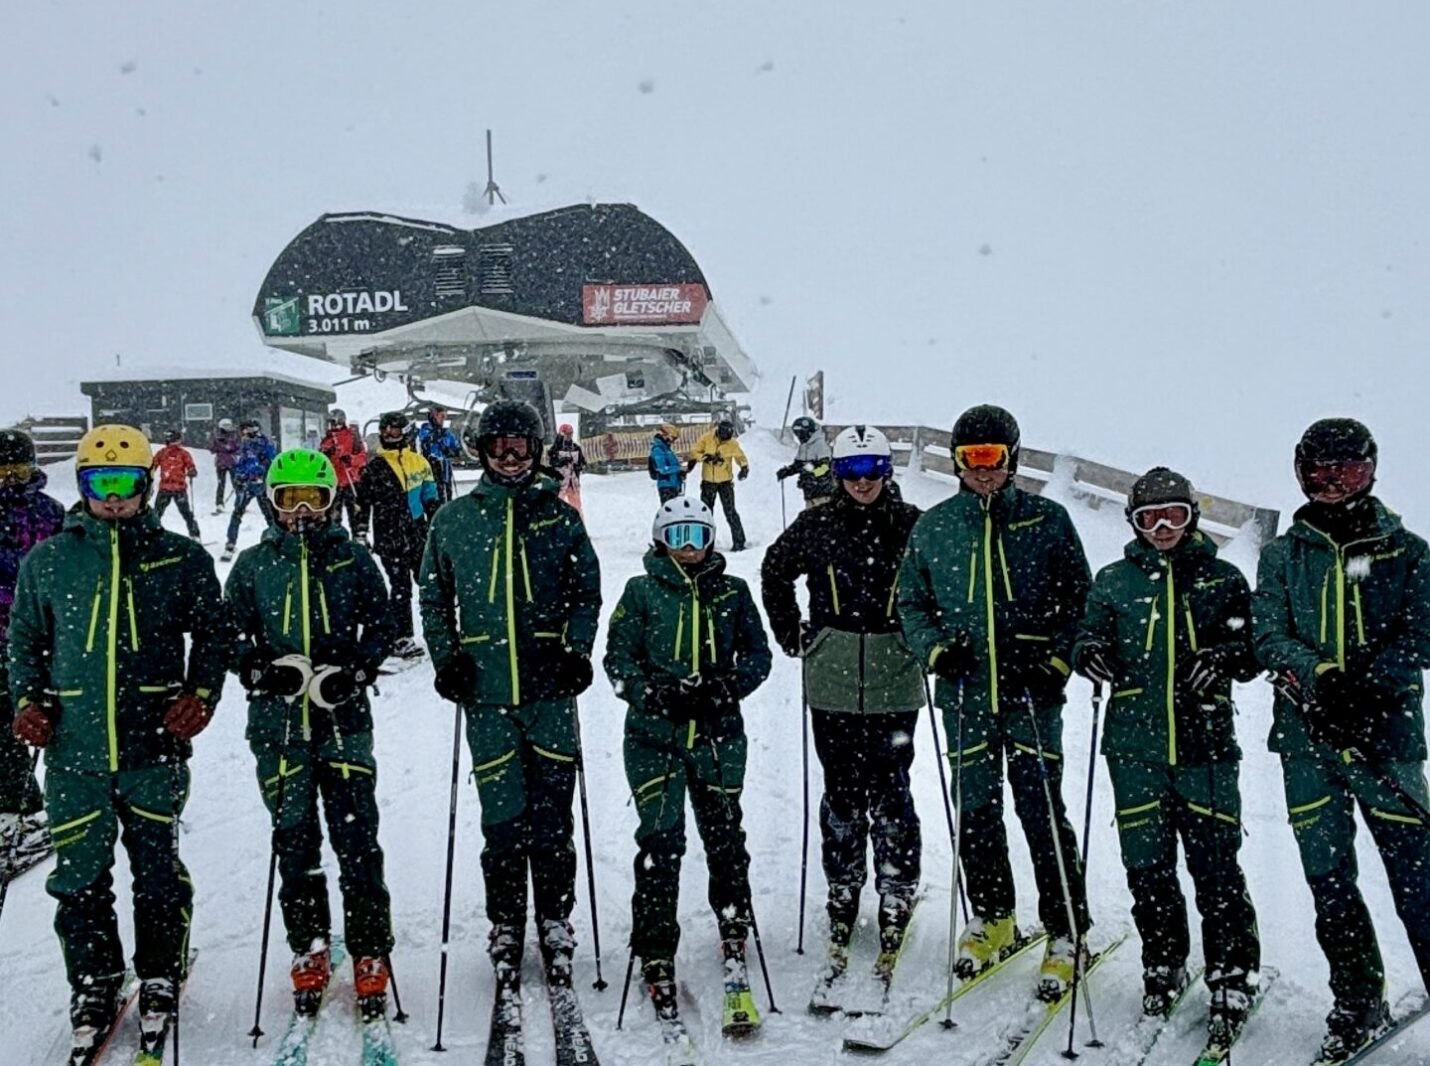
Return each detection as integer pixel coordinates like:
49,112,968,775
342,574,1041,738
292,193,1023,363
791,416,818,442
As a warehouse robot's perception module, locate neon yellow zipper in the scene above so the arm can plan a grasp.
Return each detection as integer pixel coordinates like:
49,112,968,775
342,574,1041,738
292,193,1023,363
125,578,139,651
85,578,102,652
300,537,312,740
983,508,998,715
1165,562,1177,766
106,527,120,772
505,498,520,704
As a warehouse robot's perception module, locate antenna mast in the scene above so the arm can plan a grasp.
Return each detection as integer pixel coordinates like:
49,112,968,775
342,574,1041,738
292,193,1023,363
484,129,506,205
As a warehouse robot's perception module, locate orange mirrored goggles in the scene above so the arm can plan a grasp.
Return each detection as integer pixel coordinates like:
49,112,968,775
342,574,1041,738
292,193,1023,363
952,442,1011,471
269,484,335,513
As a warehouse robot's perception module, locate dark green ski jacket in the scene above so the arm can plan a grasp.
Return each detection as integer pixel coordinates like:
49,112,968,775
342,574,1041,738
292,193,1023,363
1075,532,1258,765
1254,497,1430,760
898,482,1091,742
225,523,395,744
604,549,772,744
419,474,601,706
7,507,227,773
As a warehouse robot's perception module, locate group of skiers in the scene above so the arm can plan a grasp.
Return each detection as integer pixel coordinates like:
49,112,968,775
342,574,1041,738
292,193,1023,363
0,399,1426,1066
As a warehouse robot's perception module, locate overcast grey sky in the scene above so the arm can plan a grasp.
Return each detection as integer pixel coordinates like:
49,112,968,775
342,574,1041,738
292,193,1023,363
4,2,1428,522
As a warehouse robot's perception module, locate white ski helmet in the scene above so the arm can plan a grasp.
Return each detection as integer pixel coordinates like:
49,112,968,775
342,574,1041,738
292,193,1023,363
652,496,715,545
832,424,892,460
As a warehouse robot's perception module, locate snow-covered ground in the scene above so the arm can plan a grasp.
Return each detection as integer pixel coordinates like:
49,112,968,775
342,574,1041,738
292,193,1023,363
3,428,1428,1064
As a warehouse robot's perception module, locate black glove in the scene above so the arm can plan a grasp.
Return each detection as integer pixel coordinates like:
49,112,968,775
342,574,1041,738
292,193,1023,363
705,454,725,466
240,649,313,699
776,463,797,481
777,622,816,659
308,661,376,710
644,674,697,720
434,654,477,703
738,466,749,481
551,647,594,697
691,675,737,718
1181,644,1240,696
1074,640,1116,686
1294,668,1378,750
998,639,1067,704
931,632,975,683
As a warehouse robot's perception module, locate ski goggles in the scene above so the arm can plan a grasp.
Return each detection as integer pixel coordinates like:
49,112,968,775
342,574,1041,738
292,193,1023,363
78,466,149,501
833,454,893,482
660,521,714,551
0,462,34,485
483,435,532,461
1129,502,1195,533
1296,458,1375,499
268,483,335,513
952,442,1011,471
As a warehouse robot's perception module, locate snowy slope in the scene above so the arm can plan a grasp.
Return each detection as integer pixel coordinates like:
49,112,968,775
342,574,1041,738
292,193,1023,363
2,429,1427,1064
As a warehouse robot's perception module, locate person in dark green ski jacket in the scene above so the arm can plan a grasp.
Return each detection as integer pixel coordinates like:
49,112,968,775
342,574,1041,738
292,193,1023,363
897,404,1092,999
418,400,601,996
1073,467,1261,1038
1253,418,1430,1064
225,449,397,1021
761,424,924,986
604,496,772,1039
6,425,226,1049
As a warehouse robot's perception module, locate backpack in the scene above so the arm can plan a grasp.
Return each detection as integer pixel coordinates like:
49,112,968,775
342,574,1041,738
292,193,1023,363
648,454,659,480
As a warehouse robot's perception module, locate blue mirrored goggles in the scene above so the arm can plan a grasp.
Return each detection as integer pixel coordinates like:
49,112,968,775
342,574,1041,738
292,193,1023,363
78,466,150,501
660,521,714,550
833,454,893,482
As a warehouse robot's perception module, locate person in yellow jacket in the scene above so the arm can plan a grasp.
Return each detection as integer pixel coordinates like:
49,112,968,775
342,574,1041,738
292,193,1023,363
691,418,750,551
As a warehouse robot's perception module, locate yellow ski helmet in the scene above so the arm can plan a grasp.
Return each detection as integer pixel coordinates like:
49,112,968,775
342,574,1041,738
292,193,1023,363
75,424,153,469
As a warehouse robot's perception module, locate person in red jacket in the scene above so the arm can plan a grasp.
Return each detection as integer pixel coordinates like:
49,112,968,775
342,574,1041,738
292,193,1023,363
151,429,202,539
319,409,366,532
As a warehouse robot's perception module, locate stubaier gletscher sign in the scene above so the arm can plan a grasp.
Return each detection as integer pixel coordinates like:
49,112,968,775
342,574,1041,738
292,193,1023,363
581,284,708,325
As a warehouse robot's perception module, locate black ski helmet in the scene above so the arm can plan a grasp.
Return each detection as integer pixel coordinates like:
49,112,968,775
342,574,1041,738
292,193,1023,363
0,429,36,467
1295,418,1376,465
378,411,414,447
464,400,545,470
716,418,735,442
791,416,817,442
951,404,1020,472
164,428,181,444
1126,466,1199,534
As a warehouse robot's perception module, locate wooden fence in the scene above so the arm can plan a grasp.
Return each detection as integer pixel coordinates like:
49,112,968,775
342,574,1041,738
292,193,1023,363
825,424,1280,545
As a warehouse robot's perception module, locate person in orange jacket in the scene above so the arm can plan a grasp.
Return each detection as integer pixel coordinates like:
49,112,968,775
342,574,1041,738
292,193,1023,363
151,429,201,539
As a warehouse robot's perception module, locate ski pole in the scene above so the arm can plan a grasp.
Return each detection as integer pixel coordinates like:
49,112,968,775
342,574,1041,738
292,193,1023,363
922,674,969,929
170,755,185,1066
615,946,636,1030
780,481,787,531
386,954,409,1024
1021,692,1101,1049
571,698,607,990
937,681,966,1029
796,667,810,955
431,701,464,1052
0,747,41,930
249,716,295,1047
1063,682,1105,1058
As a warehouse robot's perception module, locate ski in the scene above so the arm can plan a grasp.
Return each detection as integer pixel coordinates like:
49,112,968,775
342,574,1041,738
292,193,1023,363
1314,998,1430,1066
808,952,854,1017
984,933,1127,1066
547,982,600,1066
360,1016,401,1066
55,974,140,1066
269,942,347,1066
1121,966,1205,1066
483,977,524,1066
1189,967,1277,1066
655,1016,705,1066
842,928,1048,1053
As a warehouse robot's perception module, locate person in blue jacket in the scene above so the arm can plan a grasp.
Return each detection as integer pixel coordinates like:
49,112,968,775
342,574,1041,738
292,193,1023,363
417,405,462,504
223,420,276,559
649,423,687,503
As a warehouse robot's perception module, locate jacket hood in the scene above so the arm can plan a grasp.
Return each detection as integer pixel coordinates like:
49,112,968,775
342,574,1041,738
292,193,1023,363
643,547,728,589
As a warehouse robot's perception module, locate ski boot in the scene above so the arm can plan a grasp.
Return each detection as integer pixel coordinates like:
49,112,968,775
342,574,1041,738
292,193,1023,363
137,977,175,1056
720,937,760,1037
1313,998,1390,1065
824,885,858,981
68,974,126,1061
1141,963,1189,1017
354,956,390,1022
1204,968,1256,1046
539,917,576,988
290,941,332,1016
955,913,1016,979
646,959,701,1065
873,892,915,987
220,542,236,562
489,922,524,988
392,637,425,661
1038,935,1087,1001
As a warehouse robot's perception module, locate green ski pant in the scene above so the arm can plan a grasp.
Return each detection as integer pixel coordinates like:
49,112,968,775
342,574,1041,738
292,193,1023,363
1282,752,1430,1004
946,710,1090,939
0,684,41,814
44,763,192,990
463,699,578,929
1107,758,1259,983
623,724,750,963
251,731,394,960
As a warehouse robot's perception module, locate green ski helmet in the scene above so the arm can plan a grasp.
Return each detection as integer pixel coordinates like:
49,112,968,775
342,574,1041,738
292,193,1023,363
266,448,338,516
